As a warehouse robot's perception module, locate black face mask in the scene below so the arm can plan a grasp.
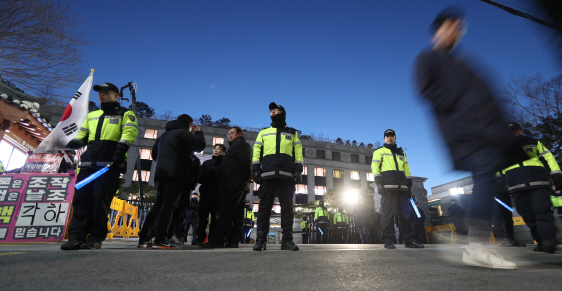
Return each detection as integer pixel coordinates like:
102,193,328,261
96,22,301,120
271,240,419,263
270,112,287,128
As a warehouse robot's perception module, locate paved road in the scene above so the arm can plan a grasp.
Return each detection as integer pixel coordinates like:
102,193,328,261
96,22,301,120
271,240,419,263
1,239,561,290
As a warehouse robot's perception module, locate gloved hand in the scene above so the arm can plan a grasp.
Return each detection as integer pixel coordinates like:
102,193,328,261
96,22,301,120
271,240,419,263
252,171,261,184
112,149,127,168
552,173,562,192
65,139,83,149
295,172,302,183
374,176,383,187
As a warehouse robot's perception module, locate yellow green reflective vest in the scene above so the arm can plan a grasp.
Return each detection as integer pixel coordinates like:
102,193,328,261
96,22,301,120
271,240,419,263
501,137,561,192
243,208,254,225
0,160,3,172
334,212,349,224
301,220,308,229
73,104,138,170
315,206,329,221
552,195,562,208
371,145,411,191
252,126,304,180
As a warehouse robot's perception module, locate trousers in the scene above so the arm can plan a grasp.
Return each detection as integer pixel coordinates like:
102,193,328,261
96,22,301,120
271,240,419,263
256,179,295,236
380,190,414,243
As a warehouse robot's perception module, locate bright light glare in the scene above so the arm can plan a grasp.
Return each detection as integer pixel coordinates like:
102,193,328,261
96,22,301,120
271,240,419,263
345,190,359,204
449,187,464,196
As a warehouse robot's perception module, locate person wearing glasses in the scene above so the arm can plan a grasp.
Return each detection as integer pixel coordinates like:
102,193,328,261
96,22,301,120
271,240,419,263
252,102,304,251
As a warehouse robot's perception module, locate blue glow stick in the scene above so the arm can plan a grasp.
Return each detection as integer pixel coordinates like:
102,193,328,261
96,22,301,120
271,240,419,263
410,198,421,218
75,165,111,189
247,228,252,238
495,197,514,212
318,227,324,235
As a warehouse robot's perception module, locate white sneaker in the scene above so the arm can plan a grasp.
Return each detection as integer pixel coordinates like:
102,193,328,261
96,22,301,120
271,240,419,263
462,244,517,269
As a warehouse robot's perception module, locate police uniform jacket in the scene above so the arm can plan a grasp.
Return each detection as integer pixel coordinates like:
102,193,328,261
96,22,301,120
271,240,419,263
501,135,562,192
72,102,138,172
315,206,329,223
371,144,411,191
252,126,304,181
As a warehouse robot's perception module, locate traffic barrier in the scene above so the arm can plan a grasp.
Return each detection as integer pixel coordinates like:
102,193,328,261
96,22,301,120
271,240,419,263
108,197,126,238
124,201,139,238
425,223,457,244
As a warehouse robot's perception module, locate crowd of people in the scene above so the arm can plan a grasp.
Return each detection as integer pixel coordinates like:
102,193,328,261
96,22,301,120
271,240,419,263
50,7,562,270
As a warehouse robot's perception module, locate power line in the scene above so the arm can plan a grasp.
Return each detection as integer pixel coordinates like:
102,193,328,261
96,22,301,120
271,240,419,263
477,0,555,28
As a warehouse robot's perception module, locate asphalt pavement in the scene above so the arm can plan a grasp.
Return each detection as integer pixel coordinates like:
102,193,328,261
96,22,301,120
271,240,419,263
1,239,561,290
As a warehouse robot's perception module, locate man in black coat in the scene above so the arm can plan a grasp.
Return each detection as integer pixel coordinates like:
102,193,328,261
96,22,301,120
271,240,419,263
195,144,226,245
137,114,206,249
201,127,252,248
414,8,527,269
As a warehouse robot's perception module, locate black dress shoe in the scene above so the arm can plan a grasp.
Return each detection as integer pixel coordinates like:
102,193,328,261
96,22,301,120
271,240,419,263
384,242,396,249
510,240,526,247
405,241,424,248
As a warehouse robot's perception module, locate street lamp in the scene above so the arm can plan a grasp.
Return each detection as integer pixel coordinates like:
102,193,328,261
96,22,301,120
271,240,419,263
344,189,359,204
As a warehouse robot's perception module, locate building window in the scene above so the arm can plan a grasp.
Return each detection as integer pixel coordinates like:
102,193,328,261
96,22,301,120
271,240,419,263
314,167,325,177
213,137,224,145
302,166,308,175
139,149,152,160
296,184,308,194
132,170,150,182
333,169,344,179
367,173,375,182
365,155,372,164
332,151,341,161
253,183,260,191
144,129,158,139
351,154,359,163
316,150,325,159
314,186,327,195
351,171,360,181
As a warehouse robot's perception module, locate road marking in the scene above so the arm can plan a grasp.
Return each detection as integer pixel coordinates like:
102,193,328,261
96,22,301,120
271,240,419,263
0,252,25,256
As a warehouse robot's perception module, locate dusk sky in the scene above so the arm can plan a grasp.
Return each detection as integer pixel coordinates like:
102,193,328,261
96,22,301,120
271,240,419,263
67,0,560,191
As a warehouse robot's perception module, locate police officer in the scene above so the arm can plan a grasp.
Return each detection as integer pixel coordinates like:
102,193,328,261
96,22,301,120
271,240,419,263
333,207,347,244
341,211,349,244
501,122,562,253
61,82,138,250
314,200,330,244
252,102,303,251
301,217,309,244
241,201,254,244
372,129,423,249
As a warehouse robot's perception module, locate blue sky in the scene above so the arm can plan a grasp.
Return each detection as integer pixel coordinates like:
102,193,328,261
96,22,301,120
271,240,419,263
67,0,560,191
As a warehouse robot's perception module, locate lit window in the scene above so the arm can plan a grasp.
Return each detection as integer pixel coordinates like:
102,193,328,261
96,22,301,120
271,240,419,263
314,186,327,195
132,170,150,182
144,129,158,139
213,137,224,145
367,173,374,181
333,169,343,179
314,167,325,177
303,166,308,175
351,171,360,181
140,149,152,160
254,183,260,191
296,184,308,194
449,187,464,195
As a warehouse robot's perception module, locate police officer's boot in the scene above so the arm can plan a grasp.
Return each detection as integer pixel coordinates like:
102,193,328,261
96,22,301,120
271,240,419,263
281,232,299,251
253,231,267,251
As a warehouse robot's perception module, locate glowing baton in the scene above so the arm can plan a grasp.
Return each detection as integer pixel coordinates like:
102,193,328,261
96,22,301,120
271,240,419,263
247,228,252,238
75,164,112,190
318,227,324,235
495,198,514,212
410,198,421,218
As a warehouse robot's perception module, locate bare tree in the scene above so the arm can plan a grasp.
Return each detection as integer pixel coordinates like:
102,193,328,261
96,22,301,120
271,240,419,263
501,74,562,161
158,110,174,121
0,0,86,98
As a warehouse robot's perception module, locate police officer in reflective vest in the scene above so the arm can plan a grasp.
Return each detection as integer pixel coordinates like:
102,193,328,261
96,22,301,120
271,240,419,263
372,129,423,249
333,208,348,244
315,200,329,244
241,201,254,244
61,83,138,250
500,122,562,253
252,102,304,251
301,217,309,244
